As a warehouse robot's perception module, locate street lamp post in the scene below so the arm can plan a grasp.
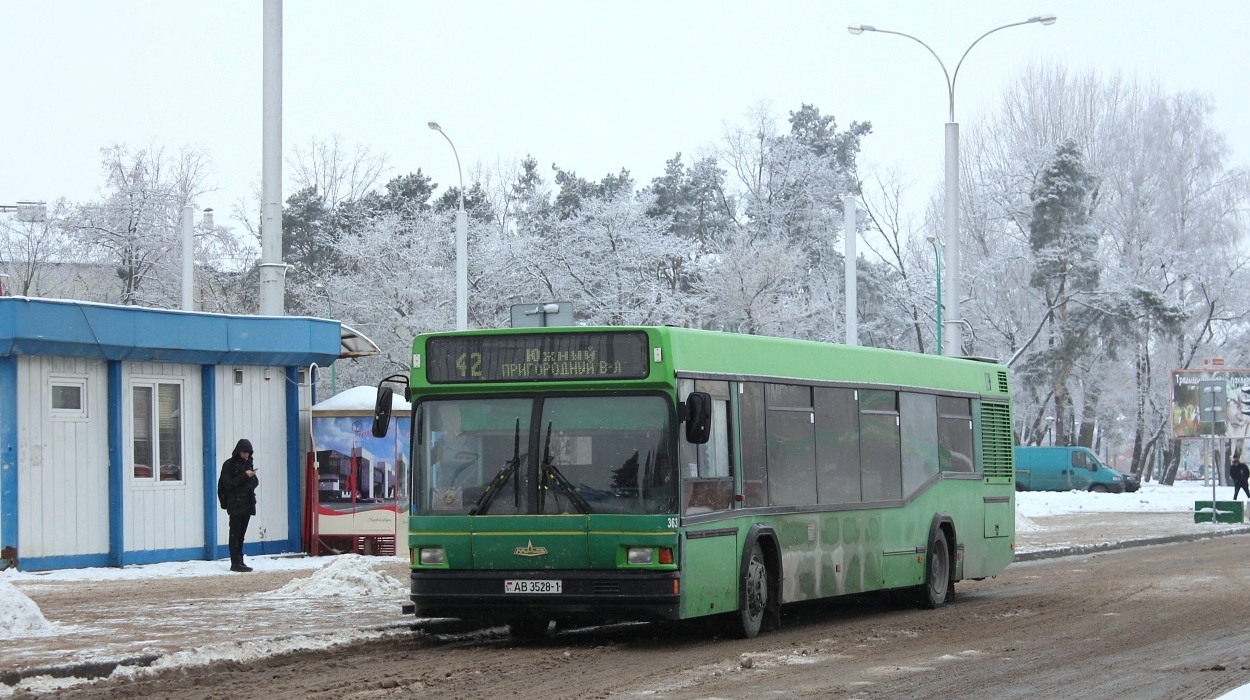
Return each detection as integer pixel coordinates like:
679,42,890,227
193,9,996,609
925,234,942,355
428,121,468,331
313,283,336,395
848,14,1056,357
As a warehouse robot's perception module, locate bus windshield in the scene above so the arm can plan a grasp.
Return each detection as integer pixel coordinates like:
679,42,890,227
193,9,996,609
415,394,676,516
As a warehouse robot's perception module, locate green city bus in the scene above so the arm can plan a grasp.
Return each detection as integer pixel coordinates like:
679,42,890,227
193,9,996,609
370,326,1015,638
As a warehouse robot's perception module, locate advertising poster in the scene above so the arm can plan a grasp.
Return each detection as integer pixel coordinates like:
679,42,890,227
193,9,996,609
1171,369,1250,440
311,413,410,537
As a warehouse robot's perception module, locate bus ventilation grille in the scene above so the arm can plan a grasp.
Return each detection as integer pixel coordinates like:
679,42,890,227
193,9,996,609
996,371,1009,394
980,401,1014,479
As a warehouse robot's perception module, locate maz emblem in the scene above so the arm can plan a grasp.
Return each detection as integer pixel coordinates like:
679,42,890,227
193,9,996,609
514,540,548,557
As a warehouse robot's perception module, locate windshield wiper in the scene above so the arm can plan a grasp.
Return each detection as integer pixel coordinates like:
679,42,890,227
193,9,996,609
538,421,590,514
469,419,522,515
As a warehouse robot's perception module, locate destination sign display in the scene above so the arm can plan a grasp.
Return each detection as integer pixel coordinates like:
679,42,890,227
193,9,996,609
426,332,650,384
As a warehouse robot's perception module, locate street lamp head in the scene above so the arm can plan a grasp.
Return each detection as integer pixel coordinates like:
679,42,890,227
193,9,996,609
847,24,875,35
427,121,442,132
1030,14,1057,25
314,283,325,291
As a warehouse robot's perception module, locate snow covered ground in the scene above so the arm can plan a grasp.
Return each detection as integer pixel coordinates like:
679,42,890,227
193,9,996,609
1017,479,1231,518
2,481,1248,698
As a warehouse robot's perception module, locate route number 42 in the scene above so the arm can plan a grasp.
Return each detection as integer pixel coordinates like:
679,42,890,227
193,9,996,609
455,352,483,378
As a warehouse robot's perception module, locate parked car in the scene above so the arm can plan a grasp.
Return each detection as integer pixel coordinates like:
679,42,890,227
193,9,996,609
1113,469,1140,492
1014,446,1127,493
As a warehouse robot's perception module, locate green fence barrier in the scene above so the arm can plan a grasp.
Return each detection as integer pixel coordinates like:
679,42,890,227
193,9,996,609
1195,500,1245,524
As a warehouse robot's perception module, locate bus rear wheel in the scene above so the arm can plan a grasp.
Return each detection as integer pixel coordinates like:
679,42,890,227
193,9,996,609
738,542,769,639
918,530,951,609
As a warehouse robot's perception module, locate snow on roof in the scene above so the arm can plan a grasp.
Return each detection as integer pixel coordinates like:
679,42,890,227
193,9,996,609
311,385,411,414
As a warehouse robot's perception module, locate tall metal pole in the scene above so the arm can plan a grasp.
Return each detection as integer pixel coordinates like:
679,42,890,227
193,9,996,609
429,122,467,330
843,196,857,346
943,122,960,355
181,205,194,311
327,295,336,395
847,15,1056,357
258,0,285,316
927,236,942,354
455,209,467,331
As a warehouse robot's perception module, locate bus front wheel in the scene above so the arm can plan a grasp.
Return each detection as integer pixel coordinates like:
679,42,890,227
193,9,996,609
738,542,769,639
918,530,952,609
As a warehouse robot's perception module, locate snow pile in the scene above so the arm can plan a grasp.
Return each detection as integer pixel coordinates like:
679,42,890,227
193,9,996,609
1016,481,1220,518
0,576,52,637
265,554,405,597
1014,512,1044,532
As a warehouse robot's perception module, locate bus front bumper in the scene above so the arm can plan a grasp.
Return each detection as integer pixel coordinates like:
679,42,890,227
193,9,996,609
408,569,682,623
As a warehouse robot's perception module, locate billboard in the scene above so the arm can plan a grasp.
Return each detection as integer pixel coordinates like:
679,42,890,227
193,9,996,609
312,415,410,536
308,386,411,548
1171,368,1250,439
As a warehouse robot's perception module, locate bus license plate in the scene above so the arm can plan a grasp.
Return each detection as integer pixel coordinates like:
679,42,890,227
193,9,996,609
505,579,562,594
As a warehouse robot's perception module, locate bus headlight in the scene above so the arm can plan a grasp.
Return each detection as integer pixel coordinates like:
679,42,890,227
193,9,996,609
627,547,653,565
419,547,445,566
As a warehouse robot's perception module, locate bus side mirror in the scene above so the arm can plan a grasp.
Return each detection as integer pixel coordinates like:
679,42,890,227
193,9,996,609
372,386,394,438
684,391,712,445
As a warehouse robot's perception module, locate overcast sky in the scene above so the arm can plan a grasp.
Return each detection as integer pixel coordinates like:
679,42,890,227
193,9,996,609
2,1,1246,233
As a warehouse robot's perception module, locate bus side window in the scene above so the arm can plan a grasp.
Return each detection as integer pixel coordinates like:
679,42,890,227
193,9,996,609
815,387,861,504
680,380,733,515
697,399,730,477
860,389,902,501
937,396,975,473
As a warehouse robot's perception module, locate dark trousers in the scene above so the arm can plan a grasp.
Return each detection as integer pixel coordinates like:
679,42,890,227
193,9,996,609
1236,483,1249,500
228,514,251,565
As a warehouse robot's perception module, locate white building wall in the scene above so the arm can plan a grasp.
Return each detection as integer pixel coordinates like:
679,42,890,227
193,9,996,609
16,356,110,559
215,366,288,548
122,362,204,554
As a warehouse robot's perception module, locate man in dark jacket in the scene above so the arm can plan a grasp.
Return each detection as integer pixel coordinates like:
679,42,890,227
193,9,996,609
218,439,259,572
1231,458,1250,500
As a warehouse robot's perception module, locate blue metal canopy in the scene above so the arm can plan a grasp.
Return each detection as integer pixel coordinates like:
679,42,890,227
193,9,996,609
0,297,341,366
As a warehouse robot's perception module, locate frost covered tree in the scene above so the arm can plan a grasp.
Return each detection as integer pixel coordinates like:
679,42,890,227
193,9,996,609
289,134,388,211
962,63,1250,476
306,209,457,388
1019,140,1101,447
643,153,735,300
517,188,688,326
704,103,871,341
0,199,76,297
859,167,936,354
65,144,216,306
